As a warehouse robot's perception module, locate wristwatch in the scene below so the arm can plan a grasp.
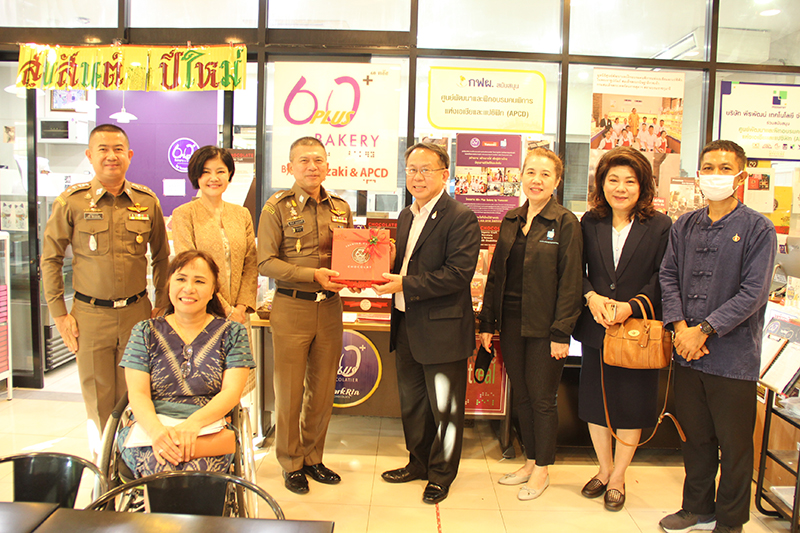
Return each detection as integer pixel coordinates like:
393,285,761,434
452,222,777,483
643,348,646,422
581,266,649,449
699,320,716,336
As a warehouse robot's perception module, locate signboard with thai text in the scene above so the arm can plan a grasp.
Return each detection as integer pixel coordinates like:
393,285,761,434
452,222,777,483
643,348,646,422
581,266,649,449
17,43,246,91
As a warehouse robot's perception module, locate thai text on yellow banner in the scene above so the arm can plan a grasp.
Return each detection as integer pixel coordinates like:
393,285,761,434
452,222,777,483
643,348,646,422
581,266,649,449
16,43,246,91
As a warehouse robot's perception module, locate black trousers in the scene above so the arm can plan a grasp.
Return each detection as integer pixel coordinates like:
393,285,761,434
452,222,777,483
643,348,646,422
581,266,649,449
500,304,566,466
674,364,756,528
394,313,468,488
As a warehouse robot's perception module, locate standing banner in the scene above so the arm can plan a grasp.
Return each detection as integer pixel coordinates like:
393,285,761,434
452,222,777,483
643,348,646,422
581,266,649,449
719,81,800,162
590,69,685,218
428,67,546,133
272,63,401,191
16,43,246,91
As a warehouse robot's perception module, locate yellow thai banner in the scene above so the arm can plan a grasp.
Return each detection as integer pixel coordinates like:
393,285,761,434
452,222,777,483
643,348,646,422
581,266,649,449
16,44,246,91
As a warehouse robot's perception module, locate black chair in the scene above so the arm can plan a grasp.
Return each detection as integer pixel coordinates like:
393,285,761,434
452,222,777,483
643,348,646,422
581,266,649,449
0,452,107,508
86,470,284,519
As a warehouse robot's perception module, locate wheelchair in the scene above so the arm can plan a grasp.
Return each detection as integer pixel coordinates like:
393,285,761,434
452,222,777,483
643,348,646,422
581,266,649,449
95,392,260,517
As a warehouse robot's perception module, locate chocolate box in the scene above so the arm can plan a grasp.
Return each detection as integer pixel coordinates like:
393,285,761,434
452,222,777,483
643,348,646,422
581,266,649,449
330,228,391,288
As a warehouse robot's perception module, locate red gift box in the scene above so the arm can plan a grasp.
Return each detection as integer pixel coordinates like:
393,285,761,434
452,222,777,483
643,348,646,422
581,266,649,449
330,228,391,288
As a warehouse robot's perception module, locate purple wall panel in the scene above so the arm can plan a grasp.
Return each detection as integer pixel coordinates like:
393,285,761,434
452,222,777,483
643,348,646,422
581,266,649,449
96,91,217,216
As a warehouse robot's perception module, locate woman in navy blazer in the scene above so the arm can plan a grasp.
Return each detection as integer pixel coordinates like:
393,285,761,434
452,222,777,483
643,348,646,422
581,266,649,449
572,147,671,511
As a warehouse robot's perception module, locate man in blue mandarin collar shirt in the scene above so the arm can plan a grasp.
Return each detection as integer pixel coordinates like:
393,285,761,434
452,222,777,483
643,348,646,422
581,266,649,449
659,140,777,533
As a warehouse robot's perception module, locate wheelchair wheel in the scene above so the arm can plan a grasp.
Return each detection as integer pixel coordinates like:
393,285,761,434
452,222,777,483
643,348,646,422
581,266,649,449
231,405,258,517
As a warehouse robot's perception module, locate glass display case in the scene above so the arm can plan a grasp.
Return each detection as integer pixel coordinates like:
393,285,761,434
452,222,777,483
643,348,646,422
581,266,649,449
0,231,11,399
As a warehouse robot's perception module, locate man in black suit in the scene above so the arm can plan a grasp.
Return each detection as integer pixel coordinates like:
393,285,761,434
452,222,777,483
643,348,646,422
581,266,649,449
374,142,481,504
598,113,612,132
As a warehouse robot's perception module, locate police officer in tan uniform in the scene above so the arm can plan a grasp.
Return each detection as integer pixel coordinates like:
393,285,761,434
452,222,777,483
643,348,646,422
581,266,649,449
258,136,352,495
42,124,169,447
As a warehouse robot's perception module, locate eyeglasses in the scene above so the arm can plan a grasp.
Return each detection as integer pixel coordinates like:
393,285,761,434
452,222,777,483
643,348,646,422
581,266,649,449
180,345,193,378
405,167,446,177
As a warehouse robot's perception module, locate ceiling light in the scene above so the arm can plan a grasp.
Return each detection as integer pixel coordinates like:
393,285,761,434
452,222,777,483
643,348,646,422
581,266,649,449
4,84,25,99
760,9,781,16
109,92,137,123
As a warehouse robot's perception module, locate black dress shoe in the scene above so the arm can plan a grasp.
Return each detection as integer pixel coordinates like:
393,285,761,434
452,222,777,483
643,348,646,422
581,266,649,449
381,467,425,484
303,463,341,485
284,469,309,495
604,486,625,512
581,477,608,499
422,482,449,504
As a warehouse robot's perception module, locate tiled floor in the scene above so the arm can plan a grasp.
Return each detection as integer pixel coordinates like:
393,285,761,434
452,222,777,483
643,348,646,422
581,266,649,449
0,361,792,532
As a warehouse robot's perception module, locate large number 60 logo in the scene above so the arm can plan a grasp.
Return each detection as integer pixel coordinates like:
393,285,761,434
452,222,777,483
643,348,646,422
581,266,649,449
283,75,360,127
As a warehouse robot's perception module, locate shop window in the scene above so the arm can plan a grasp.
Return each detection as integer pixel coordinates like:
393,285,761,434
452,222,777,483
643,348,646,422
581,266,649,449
564,64,703,216
0,0,116,27
713,71,800,236
131,0,258,28
569,0,707,61
0,62,37,382
414,57,559,207
268,0,410,31
262,57,410,219
417,0,561,53
718,0,800,66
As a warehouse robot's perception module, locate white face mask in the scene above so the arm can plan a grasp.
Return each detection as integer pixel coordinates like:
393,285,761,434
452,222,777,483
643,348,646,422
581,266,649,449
697,171,742,202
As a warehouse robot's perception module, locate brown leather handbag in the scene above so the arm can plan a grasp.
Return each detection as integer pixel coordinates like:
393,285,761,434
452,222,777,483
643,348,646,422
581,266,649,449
191,428,236,459
603,295,671,370
601,294,684,446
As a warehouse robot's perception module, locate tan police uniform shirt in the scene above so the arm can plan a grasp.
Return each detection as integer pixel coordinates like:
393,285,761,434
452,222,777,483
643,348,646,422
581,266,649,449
257,182,352,291
42,176,170,317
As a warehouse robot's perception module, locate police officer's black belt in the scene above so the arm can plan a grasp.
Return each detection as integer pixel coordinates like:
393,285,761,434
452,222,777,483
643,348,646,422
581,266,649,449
276,288,336,302
75,289,147,309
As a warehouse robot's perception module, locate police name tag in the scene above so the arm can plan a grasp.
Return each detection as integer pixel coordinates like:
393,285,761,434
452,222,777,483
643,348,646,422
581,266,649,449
84,212,104,220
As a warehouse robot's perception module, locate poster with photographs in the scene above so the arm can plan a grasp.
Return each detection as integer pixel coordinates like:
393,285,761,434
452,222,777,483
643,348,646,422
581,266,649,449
667,177,701,221
591,69,686,217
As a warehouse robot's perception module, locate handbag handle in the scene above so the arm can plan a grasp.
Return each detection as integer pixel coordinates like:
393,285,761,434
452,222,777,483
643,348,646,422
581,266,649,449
633,294,655,320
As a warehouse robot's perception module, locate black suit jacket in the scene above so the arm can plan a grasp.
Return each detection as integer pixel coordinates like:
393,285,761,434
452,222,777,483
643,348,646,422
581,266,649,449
572,211,672,349
390,193,481,364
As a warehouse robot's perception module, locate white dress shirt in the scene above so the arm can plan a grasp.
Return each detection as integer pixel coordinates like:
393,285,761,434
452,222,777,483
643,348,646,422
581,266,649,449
394,187,447,312
611,219,633,269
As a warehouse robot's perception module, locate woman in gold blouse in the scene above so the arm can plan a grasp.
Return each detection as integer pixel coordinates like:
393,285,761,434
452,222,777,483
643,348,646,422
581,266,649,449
172,146,257,324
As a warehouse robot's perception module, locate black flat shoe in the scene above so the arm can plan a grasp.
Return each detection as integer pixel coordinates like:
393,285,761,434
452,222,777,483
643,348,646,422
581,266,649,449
303,463,341,484
284,469,309,495
604,486,625,511
382,466,425,484
422,482,449,504
581,477,608,499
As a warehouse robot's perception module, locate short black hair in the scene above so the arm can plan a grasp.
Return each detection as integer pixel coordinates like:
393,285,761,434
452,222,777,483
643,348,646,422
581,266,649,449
700,140,747,172
90,124,130,148
404,142,450,169
186,146,235,189
165,250,226,317
289,137,326,161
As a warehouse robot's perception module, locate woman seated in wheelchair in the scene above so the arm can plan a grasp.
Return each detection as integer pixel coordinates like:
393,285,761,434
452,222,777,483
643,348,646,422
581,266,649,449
117,250,255,477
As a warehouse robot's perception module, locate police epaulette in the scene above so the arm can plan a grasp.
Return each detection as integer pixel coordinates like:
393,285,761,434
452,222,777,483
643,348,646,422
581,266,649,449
267,190,292,203
130,183,157,197
64,182,91,195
